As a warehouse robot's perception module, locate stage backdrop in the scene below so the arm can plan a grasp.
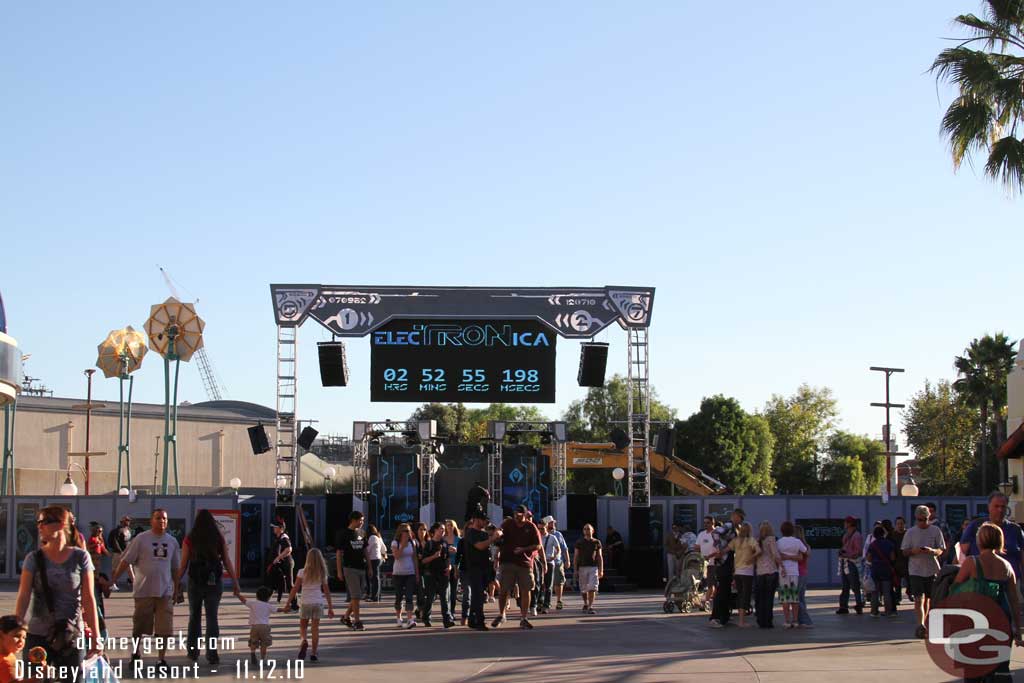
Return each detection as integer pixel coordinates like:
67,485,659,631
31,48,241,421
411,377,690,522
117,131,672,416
435,445,488,524
368,445,420,532
501,445,550,520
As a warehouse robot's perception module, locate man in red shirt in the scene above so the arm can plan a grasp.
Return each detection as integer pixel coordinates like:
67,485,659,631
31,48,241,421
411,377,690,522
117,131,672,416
492,505,542,630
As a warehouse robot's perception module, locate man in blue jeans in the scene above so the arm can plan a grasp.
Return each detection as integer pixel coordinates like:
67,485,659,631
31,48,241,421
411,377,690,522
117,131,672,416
836,516,864,614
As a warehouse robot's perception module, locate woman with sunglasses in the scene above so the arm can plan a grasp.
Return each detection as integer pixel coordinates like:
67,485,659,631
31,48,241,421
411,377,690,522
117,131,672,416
14,506,102,670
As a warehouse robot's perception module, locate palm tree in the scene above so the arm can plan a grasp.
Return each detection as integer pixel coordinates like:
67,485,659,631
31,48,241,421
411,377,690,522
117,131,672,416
953,333,1018,492
931,1,1024,193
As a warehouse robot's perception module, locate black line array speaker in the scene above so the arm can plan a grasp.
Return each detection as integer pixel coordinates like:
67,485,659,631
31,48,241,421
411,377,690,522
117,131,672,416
629,505,654,547
577,342,609,388
247,424,271,455
297,426,319,451
317,341,349,387
567,494,598,532
655,427,676,457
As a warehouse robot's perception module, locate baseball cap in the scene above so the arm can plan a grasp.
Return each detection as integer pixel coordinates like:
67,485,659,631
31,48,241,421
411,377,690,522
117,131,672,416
844,516,857,525
514,504,529,514
270,521,283,529
541,515,554,524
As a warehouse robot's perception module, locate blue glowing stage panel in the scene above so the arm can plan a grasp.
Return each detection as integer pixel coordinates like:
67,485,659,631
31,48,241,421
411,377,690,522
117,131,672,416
368,447,420,532
501,446,549,520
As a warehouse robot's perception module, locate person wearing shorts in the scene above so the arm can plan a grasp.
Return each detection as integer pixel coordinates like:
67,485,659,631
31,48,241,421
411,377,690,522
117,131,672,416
574,524,604,614
239,586,275,665
901,505,945,639
112,508,180,668
776,521,807,629
335,511,368,631
492,505,542,629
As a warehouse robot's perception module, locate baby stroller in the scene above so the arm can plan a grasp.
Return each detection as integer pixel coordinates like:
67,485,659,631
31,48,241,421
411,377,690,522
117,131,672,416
662,550,707,613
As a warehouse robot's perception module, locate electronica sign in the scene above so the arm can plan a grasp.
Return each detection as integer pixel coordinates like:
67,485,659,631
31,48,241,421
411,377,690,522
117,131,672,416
370,318,556,403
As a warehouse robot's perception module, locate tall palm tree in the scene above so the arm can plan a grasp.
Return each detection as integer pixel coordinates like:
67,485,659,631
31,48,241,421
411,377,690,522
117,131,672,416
931,1,1024,193
953,332,1018,492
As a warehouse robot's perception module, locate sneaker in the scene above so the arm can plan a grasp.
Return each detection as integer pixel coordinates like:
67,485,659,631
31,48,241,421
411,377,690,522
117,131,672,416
709,620,724,629
471,623,489,631
444,619,455,629
491,615,505,628
403,619,417,629
854,607,863,615
353,620,365,631
111,584,120,592
538,607,548,614
341,616,353,628
208,652,220,667
556,601,564,610
835,608,849,615
586,608,596,615
870,612,880,618
886,612,899,619
915,624,927,639
422,618,433,627
396,617,405,628
519,618,534,629
297,641,308,660
530,607,538,616
460,617,468,626
310,655,318,663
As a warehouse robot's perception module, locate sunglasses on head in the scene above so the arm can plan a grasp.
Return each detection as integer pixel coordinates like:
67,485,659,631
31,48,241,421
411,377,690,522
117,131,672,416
36,517,61,526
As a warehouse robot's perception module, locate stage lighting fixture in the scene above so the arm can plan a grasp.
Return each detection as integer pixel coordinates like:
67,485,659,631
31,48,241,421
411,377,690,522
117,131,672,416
609,428,630,451
540,433,552,445
508,432,520,445
403,430,421,447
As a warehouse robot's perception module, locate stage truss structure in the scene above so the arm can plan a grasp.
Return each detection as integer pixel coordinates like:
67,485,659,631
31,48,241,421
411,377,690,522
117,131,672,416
350,420,439,506
485,420,568,508
269,284,655,507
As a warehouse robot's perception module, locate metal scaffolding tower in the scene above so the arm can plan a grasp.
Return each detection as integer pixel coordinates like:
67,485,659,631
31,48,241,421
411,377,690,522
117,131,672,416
275,325,298,505
626,328,652,507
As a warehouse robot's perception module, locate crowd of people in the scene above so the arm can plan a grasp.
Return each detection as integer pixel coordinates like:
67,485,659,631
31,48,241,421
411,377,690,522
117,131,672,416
5,492,1024,680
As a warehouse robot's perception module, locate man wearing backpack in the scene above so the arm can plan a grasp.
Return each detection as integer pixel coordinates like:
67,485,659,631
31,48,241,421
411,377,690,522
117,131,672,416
901,505,945,639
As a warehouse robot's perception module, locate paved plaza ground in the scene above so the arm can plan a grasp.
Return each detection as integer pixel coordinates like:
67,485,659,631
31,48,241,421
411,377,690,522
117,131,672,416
1,586,1020,682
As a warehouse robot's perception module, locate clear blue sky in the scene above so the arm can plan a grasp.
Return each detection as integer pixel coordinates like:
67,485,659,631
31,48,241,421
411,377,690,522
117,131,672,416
2,2,1020,450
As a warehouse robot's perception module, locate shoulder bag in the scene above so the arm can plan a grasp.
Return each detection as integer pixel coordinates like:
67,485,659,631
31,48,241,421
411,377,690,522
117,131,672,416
36,549,82,657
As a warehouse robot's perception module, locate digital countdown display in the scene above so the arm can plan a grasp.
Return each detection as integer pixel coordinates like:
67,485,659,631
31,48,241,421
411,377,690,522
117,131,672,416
370,318,556,403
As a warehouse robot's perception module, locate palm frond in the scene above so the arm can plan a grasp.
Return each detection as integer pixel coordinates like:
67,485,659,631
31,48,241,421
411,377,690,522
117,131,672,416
941,96,997,168
984,135,1024,192
931,47,1003,95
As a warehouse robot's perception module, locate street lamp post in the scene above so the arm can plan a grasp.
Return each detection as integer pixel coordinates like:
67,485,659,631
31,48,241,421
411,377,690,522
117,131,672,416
870,366,908,497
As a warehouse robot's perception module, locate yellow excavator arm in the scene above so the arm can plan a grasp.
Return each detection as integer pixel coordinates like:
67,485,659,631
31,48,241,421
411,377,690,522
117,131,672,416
541,442,726,496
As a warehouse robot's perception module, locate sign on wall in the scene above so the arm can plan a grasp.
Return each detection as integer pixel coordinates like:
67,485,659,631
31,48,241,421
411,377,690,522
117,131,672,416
211,509,241,581
370,318,556,403
796,518,849,549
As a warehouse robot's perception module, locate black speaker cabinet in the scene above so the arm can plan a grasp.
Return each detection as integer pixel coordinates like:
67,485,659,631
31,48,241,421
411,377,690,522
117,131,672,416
317,341,349,387
297,426,319,451
577,342,609,388
247,424,271,455
655,427,676,457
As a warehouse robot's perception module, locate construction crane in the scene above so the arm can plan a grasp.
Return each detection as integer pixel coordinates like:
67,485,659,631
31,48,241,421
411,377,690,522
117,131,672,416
158,267,229,401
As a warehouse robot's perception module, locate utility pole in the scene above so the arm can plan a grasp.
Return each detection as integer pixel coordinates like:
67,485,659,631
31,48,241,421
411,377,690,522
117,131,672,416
870,366,909,496
69,369,105,495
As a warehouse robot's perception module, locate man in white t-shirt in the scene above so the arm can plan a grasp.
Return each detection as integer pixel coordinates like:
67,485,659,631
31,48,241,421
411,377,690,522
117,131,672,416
112,508,180,668
695,516,720,603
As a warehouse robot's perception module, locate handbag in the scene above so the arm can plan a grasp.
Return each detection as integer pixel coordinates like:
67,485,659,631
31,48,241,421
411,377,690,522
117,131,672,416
861,570,876,593
36,550,82,657
82,654,120,683
950,556,1003,601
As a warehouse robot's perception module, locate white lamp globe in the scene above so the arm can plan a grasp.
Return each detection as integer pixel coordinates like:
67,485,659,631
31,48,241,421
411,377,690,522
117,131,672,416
229,477,242,490
612,467,625,481
324,467,336,479
901,483,919,497
118,487,130,496
60,478,78,496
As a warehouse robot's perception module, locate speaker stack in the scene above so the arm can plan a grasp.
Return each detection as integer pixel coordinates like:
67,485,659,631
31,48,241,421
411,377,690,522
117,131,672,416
577,342,608,388
247,424,271,455
317,342,349,387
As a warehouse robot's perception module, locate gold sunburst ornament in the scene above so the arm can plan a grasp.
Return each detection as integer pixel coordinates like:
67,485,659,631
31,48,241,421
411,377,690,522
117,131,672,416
96,326,148,379
145,296,207,494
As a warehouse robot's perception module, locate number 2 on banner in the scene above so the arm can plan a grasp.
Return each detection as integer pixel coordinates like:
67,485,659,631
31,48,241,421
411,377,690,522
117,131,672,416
384,368,408,382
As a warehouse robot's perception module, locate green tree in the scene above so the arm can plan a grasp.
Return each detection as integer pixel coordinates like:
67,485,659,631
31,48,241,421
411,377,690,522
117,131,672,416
562,374,676,442
409,403,548,443
822,431,886,495
931,1,1024,193
675,395,775,494
953,332,1018,492
761,384,838,494
819,456,867,496
903,379,978,495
